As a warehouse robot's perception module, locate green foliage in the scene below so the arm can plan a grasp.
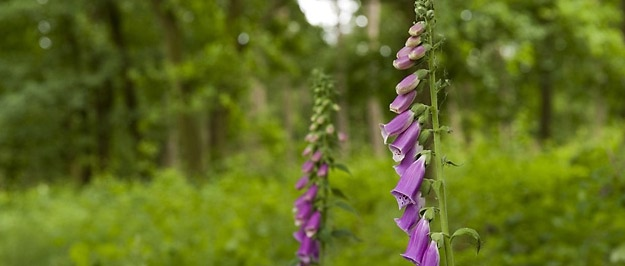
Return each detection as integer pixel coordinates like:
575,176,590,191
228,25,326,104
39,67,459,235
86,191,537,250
1,128,623,265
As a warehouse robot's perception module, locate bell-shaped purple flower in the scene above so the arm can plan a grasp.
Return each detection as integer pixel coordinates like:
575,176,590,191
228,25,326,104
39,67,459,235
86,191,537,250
303,184,318,202
389,122,421,162
409,45,427,60
422,240,440,266
304,211,321,237
295,175,309,190
302,160,314,173
311,151,323,162
391,156,426,209
380,110,415,144
405,36,422,47
409,21,426,36
401,218,431,264
390,90,417,114
393,145,422,176
297,236,319,264
317,163,328,177
293,228,306,242
396,73,421,95
393,56,416,70
394,194,425,234
294,200,313,226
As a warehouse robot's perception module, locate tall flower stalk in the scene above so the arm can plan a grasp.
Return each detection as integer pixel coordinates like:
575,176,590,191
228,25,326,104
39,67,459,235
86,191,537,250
382,1,480,265
293,70,345,265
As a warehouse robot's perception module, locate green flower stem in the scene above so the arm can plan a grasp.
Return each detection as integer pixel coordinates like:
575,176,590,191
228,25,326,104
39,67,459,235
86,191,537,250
425,13,455,266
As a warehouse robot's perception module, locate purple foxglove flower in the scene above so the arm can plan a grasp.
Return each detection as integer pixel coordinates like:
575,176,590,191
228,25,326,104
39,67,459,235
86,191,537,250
302,146,312,156
405,36,422,47
393,56,416,70
305,211,321,237
317,163,328,177
401,218,431,264
294,201,313,226
409,45,427,60
303,184,318,202
302,160,314,173
408,21,426,36
379,110,415,144
297,236,319,264
394,194,425,234
391,156,426,209
293,229,306,242
311,151,323,162
389,122,421,162
396,46,413,58
396,73,421,95
393,145,422,176
421,240,440,266
390,90,417,114
295,175,309,190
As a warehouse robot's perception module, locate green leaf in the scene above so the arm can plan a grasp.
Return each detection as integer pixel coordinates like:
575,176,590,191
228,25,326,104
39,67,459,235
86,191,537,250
331,228,362,242
333,200,358,215
331,187,348,200
610,244,625,263
451,227,482,254
333,163,351,175
442,156,463,167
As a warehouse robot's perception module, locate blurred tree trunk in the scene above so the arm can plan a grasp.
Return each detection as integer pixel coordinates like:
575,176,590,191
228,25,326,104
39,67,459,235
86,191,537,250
366,0,384,157
151,0,204,177
334,0,350,152
538,64,552,141
59,14,93,184
103,0,141,173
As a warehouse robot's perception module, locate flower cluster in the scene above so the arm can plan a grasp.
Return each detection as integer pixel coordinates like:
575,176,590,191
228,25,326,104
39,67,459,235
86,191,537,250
293,71,342,265
380,15,440,266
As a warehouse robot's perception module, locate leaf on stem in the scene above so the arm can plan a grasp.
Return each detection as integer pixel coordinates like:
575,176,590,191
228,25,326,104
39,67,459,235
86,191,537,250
331,187,348,200
333,163,351,175
331,228,362,242
451,227,482,254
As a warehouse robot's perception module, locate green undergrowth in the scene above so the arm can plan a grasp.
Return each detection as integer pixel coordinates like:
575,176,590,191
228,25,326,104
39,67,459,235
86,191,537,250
0,127,624,265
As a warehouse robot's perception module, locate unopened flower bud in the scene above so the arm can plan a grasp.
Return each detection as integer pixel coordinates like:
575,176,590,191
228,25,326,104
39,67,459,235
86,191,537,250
408,22,426,36
408,45,427,61
405,36,422,47
390,90,417,114
393,56,416,70
397,46,412,58
396,73,421,95
326,124,335,134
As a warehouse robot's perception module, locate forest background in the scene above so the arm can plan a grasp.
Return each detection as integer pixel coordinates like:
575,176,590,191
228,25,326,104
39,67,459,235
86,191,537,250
1,0,624,265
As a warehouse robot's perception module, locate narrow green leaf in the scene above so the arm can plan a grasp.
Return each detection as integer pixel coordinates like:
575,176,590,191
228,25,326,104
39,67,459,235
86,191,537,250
333,200,358,215
333,163,351,175
451,227,482,254
331,228,362,242
331,187,348,200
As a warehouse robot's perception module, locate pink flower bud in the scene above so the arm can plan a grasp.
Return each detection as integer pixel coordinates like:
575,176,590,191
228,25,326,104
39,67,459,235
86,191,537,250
408,21,426,36
408,45,427,61
396,73,421,95
393,56,416,70
405,36,422,47
390,90,417,114
397,46,413,58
